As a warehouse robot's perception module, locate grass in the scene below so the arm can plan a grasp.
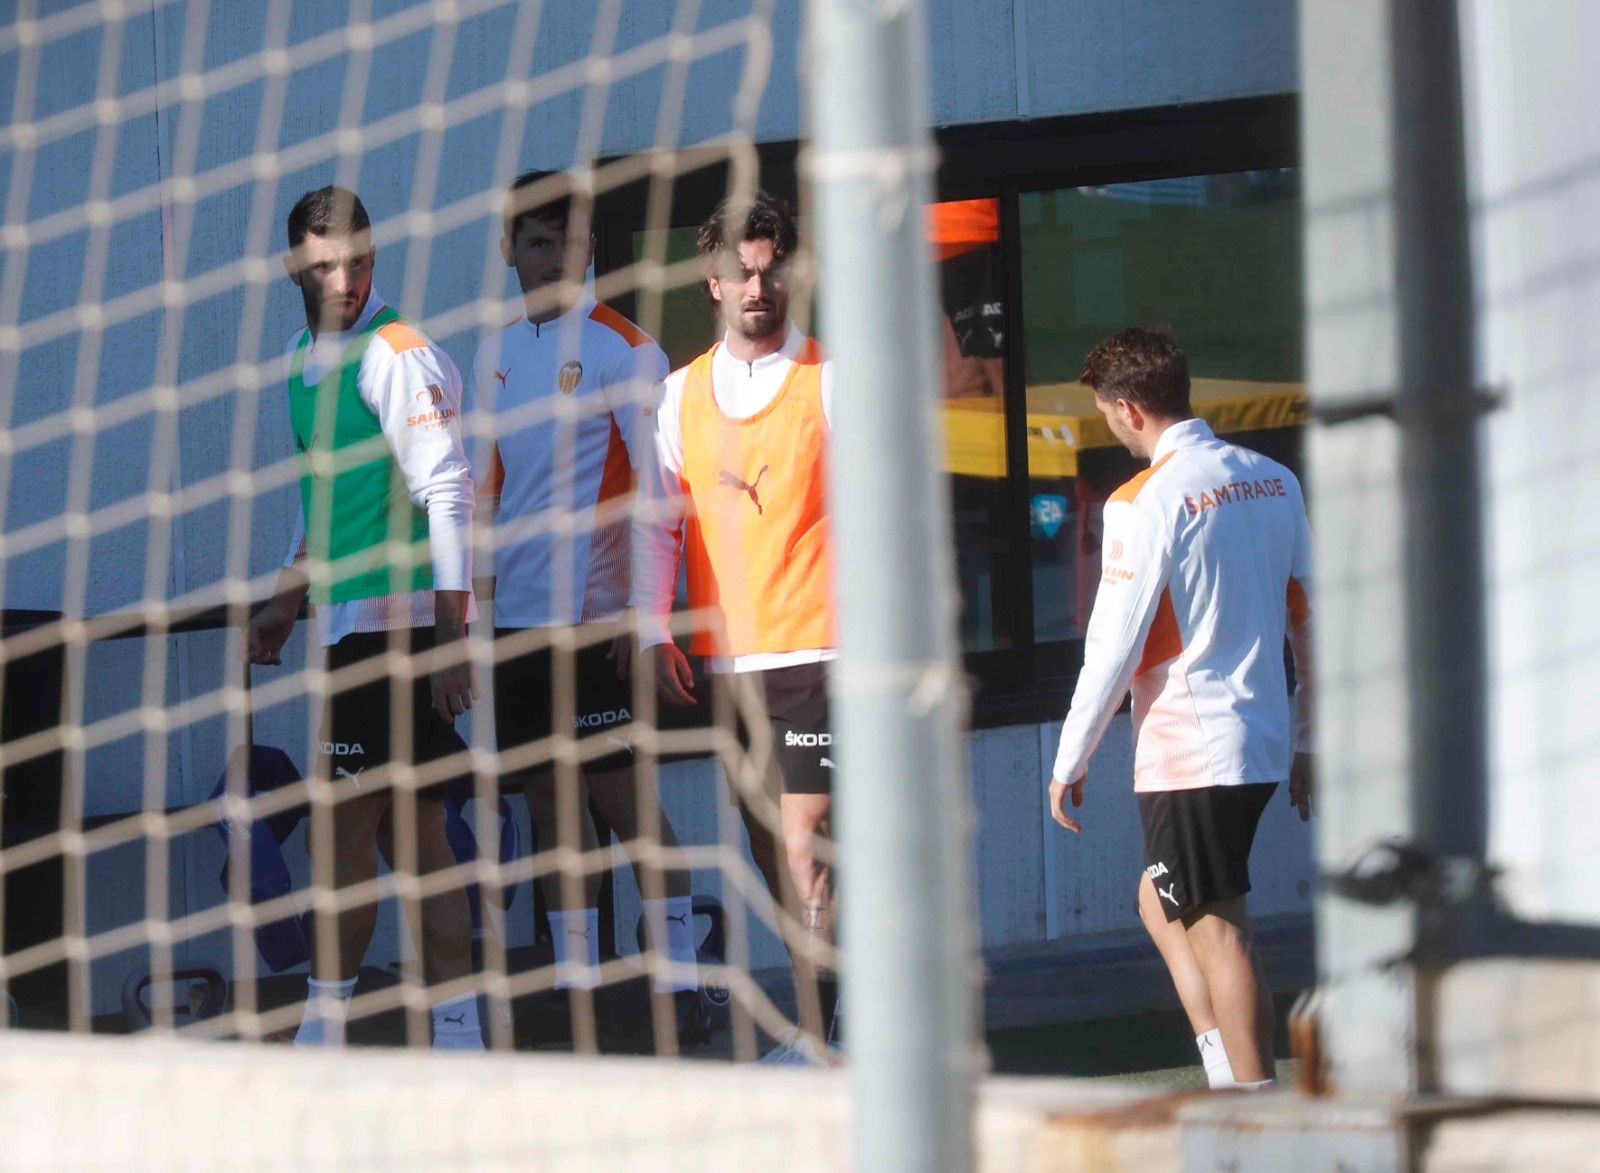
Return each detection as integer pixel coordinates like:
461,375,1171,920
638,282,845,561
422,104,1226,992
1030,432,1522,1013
984,1002,1299,1089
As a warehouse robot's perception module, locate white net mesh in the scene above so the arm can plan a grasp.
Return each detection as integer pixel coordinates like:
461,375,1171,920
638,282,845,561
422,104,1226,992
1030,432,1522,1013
0,0,834,1068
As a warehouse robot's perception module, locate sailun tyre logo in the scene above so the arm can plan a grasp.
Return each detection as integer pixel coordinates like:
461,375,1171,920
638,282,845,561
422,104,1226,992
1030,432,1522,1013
415,384,444,406
557,360,584,394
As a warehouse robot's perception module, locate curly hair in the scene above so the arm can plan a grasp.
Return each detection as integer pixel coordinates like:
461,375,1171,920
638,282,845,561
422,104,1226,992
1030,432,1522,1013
1079,325,1192,419
695,189,798,286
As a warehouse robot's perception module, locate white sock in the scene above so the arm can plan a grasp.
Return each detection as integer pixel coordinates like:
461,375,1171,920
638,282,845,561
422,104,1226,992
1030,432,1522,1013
1237,1077,1278,1091
294,976,356,1047
1197,1028,1237,1089
430,992,484,1051
548,908,602,990
643,896,699,992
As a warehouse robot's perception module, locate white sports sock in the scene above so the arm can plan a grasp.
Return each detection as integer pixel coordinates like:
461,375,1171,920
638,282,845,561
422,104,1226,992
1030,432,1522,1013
430,992,484,1051
643,896,698,992
294,976,356,1047
548,908,602,990
1196,1028,1237,1089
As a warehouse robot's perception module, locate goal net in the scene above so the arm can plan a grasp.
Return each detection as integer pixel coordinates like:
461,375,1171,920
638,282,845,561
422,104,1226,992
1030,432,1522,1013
0,0,860,1078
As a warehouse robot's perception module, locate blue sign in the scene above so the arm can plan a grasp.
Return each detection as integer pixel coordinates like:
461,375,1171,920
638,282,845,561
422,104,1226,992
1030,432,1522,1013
1030,493,1067,540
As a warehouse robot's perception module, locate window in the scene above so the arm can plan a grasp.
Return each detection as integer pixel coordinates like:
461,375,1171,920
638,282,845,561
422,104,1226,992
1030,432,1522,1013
595,96,1302,727
1020,171,1305,648
930,198,1014,653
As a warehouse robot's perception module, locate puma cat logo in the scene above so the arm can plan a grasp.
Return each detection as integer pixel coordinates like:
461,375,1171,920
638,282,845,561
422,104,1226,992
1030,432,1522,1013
718,465,770,514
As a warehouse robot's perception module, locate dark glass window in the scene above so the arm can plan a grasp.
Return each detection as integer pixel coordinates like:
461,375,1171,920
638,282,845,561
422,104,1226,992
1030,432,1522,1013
1019,171,1304,646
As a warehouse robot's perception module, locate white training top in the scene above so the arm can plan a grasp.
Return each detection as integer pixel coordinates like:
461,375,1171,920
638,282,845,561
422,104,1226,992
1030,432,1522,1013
281,290,477,648
465,296,667,628
633,322,837,674
1051,418,1313,793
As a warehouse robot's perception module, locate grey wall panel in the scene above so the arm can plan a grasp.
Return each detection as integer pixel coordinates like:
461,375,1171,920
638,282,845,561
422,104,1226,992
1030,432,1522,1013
927,0,1021,126
1466,0,1600,925
1021,0,1295,122
970,724,1047,948
1040,713,1146,937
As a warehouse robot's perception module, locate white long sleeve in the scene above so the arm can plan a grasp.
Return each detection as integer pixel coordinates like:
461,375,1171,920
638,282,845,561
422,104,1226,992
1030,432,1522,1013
1051,494,1173,785
1050,419,1312,794
358,340,474,592
630,367,689,649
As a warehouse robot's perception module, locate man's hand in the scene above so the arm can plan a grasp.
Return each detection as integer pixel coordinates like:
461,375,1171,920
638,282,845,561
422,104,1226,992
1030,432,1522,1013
1289,752,1314,822
431,589,477,724
652,642,697,707
1048,775,1085,833
430,656,478,724
243,593,302,665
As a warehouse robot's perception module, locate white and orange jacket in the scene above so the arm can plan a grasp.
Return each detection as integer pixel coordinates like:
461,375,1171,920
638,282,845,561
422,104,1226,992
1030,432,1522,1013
1051,418,1313,793
465,297,667,628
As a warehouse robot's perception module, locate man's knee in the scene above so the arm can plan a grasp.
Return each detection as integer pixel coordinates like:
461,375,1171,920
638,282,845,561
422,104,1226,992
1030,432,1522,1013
784,827,819,882
1183,898,1254,951
330,791,388,844
583,767,640,837
780,804,831,885
522,774,560,830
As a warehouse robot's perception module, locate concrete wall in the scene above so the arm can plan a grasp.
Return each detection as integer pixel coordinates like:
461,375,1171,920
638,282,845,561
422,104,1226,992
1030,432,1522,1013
1464,0,1600,926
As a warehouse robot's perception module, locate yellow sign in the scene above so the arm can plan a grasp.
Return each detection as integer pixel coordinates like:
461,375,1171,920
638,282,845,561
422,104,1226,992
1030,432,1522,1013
943,378,1307,479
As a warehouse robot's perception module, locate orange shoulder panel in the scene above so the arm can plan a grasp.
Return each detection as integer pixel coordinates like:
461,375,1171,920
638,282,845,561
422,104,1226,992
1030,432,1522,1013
794,337,825,366
1108,451,1176,504
588,302,653,349
377,319,430,354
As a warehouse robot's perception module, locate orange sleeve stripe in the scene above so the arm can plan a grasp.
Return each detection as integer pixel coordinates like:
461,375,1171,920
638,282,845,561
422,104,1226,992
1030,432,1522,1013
1109,452,1176,504
595,418,633,506
588,302,653,349
377,320,430,353
1287,577,1311,626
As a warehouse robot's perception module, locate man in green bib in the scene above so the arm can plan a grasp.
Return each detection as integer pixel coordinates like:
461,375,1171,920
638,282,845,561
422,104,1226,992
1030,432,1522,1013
245,186,483,1050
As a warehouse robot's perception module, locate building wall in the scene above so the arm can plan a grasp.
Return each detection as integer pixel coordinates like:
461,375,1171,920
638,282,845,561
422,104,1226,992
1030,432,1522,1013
1466,0,1600,925
1,0,1305,1013
84,709,1315,1017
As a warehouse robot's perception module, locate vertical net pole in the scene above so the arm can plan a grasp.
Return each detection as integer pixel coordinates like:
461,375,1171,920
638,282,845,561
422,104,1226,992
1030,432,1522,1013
808,1,975,1170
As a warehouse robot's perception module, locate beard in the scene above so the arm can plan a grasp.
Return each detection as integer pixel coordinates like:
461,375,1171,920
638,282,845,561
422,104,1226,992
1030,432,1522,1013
305,286,365,333
736,302,784,339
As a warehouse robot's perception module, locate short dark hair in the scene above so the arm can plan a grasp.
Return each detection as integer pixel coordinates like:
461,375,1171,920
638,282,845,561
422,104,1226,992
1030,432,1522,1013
1080,326,1193,419
696,189,798,278
286,186,370,248
504,169,582,241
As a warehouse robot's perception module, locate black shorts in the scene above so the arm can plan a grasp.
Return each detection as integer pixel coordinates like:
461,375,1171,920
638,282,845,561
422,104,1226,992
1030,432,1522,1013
320,628,468,800
1137,782,1277,923
493,627,635,779
735,661,834,796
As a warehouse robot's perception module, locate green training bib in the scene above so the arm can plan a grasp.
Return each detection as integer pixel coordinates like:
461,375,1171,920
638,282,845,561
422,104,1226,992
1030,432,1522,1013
287,306,433,604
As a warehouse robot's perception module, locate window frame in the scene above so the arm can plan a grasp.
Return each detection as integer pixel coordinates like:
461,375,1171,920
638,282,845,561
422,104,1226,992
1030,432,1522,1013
592,94,1299,731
